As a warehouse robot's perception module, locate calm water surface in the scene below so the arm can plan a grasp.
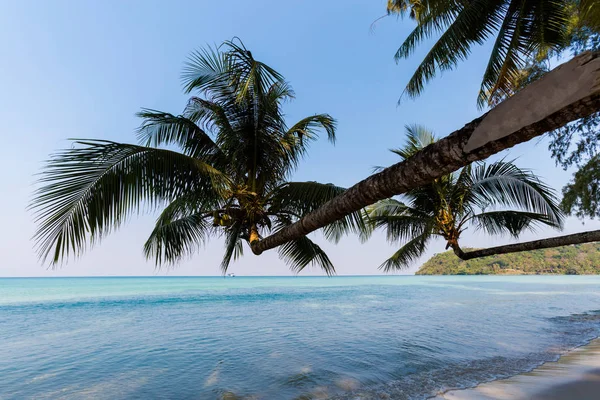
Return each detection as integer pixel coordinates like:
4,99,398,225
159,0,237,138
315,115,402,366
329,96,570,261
1,276,600,399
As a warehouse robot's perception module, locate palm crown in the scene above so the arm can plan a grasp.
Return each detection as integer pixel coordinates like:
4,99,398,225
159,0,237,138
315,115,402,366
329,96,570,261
367,125,565,271
31,40,365,274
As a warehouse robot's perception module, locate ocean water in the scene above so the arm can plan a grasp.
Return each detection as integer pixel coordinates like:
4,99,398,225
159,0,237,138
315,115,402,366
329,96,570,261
1,276,600,399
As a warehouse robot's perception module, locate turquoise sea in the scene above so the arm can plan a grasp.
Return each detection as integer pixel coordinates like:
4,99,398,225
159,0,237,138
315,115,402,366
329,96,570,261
2,276,600,399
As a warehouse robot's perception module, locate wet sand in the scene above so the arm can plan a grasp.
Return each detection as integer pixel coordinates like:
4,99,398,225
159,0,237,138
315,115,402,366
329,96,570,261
437,339,600,400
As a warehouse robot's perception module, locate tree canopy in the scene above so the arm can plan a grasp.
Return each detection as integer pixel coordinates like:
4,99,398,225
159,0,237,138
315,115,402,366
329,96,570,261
30,40,365,274
365,125,564,271
387,0,600,219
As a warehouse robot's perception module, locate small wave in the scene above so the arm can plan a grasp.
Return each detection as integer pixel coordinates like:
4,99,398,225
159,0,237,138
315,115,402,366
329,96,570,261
495,291,573,296
283,370,318,388
550,310,600,324
331,353,559,400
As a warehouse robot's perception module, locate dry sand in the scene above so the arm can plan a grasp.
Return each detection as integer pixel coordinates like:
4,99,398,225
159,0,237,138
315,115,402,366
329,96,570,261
436,339,600,400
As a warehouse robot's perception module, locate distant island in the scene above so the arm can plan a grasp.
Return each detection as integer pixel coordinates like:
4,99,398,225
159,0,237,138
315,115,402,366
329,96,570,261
416,243,600,275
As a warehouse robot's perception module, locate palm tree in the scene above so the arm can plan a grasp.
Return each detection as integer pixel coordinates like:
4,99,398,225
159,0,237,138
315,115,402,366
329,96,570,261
366,125,564,271
30,40,365,274
387,0,575,107
250,52,598,256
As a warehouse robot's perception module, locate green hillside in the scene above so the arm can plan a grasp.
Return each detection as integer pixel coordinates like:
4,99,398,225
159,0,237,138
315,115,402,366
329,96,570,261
416,243,600,275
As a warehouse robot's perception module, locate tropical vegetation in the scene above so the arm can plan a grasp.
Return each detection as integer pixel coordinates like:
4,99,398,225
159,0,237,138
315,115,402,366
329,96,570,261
366,125,565,271
386,0,598,107
417,243,600,275
386,0,600,220
483,2,600,219
30,40,365,274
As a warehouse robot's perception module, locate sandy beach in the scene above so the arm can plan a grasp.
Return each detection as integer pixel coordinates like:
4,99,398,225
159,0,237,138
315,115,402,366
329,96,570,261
437,339,600,400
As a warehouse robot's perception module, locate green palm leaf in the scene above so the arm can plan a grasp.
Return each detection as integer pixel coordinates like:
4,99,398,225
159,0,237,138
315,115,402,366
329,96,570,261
367,198,411,217
390,0,569,105
470,161,564,227
470,210,554,237
478,0,566,107
367,198,433,243
399,0,506,101
278,236,335,275
390,124,436,160
143,193,223,265
221,221,244,273
392,0,463,60
136,109,222,160
144,212,213,265
181,45,230,94
183,97,236,136
30,140,224,264
223,39,285,105
379,231,432,272
286,114,337,144
580,0,600,30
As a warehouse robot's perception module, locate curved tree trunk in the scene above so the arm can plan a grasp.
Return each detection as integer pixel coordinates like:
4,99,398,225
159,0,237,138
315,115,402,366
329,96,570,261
251,51,600,255
249,224,260,244
453,230,600,260
450,242,467,259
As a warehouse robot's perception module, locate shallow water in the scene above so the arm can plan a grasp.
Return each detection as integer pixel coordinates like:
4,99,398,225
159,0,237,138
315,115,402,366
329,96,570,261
1,276,600,399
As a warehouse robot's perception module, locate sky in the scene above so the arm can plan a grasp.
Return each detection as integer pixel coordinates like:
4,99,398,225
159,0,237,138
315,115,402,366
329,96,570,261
1,0,597,277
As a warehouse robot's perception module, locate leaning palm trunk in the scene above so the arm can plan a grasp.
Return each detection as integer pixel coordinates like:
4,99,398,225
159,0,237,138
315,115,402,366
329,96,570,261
251,51,600,256
452,229,600,260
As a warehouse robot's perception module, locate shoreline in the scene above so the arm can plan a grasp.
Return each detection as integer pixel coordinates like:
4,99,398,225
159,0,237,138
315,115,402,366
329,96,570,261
436,338,600,399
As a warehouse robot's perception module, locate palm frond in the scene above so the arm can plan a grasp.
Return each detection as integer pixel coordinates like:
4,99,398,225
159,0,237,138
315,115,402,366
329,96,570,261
264,80,296,105
221,221,244,273
136,109,222,159
183,97,236,136
379,231,431,272
478,0,567,107
366,198,408,216
30,140,224,264
400,0,505,101
367,198,433,243
478,1,527,107
278,236,335,275
448,164,474,217
222,39,285,104
470,210,554,238
370,214,432,243
147,191,224,260
390,124,436,160
393,0,463,61
181,45,230,94
470,161,565,227
286,114,337,144
144,211,213,265
269,181,367,243
580,0,600,31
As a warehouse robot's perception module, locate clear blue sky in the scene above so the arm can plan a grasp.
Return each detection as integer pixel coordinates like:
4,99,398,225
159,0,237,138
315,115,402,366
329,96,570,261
1,0,597,276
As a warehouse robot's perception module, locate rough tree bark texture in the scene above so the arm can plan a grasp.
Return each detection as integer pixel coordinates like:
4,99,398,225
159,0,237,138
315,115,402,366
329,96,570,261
251,51,600,256
453,230,600,260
